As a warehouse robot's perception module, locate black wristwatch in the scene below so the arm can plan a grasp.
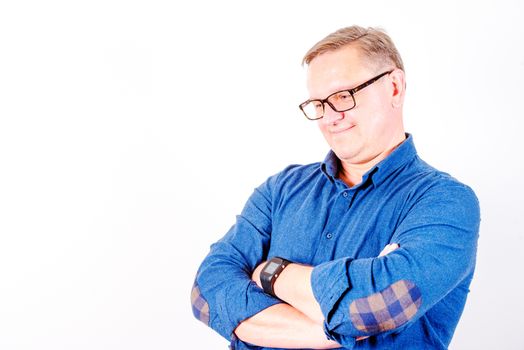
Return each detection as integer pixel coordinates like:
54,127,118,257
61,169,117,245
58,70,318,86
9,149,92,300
260,257,291,297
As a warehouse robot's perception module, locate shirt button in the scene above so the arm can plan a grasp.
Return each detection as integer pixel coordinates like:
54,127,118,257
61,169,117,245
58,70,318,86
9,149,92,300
326,233,333,239
342,192,348,198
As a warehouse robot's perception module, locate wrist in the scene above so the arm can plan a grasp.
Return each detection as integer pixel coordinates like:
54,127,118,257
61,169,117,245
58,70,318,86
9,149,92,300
260,257,291,297
274,263,313,302
273,262,296,300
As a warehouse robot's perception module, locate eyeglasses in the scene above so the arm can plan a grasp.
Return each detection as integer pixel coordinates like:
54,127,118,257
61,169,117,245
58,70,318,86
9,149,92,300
299,70,393,120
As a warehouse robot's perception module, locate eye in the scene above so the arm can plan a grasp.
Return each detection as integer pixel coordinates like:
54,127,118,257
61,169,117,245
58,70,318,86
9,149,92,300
336,91,351,100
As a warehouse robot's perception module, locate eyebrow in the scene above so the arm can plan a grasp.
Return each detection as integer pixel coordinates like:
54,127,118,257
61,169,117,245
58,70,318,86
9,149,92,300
309,84,356,101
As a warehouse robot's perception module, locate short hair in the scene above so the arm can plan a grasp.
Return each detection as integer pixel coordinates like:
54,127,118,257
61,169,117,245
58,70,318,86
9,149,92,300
302,26,404,72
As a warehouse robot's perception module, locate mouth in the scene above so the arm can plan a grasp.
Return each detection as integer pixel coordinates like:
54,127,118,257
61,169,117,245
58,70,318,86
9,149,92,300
331,125,355,135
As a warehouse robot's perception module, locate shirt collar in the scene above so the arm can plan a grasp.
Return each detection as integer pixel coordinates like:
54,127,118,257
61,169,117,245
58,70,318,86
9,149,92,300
320,133,417,187
320,150,339,183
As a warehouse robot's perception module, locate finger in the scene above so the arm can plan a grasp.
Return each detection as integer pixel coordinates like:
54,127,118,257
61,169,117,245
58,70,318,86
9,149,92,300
379,243,400,257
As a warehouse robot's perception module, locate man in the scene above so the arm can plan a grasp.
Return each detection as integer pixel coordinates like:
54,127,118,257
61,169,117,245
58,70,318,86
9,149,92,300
191,26,480,349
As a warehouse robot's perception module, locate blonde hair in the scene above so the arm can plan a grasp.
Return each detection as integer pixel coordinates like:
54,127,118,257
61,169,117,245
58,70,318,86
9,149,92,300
302,26,404,72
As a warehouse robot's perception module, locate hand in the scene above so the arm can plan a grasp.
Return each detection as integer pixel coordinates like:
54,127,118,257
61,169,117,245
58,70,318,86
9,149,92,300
252,261,266,289
379,243,399,257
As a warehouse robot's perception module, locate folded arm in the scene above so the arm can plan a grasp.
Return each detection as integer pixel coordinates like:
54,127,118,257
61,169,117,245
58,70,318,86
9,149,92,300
251,183,480,347
192,170,342,348
234,303,341,349
248,244,399,345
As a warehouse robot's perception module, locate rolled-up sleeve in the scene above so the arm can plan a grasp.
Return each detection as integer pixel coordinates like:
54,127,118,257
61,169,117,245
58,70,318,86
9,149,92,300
191,174,282,341
311,182,480,347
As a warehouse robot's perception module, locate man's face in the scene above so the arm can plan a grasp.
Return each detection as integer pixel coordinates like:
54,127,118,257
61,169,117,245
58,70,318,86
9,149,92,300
307,45,402,165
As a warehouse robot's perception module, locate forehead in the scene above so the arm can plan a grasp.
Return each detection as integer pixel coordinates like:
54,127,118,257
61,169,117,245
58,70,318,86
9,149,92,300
306,45,375,98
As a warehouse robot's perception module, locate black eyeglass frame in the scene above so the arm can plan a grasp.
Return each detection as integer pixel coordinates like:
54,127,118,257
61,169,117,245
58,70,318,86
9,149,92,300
299,70,394,120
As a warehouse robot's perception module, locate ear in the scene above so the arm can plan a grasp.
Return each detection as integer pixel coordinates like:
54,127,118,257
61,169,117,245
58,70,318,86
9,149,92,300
389,69,406,108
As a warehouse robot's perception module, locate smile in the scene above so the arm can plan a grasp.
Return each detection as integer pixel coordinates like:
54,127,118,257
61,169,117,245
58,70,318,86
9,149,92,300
331,125,355,134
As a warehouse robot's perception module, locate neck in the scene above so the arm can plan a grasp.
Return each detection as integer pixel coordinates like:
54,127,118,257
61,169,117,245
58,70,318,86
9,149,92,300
338,133,406,187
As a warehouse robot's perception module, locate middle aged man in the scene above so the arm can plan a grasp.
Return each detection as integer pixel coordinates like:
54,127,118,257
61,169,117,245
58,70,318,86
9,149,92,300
191,26,480,349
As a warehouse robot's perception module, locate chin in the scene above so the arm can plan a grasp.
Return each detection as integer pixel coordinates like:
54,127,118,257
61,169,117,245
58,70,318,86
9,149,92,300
327,138,356,158
331,147,359,163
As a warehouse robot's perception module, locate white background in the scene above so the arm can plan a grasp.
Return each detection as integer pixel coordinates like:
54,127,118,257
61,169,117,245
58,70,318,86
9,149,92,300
1,0,523,349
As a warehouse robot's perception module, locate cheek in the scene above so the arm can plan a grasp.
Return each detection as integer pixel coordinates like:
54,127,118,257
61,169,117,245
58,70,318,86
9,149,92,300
358,99,390,134
366,113,386,131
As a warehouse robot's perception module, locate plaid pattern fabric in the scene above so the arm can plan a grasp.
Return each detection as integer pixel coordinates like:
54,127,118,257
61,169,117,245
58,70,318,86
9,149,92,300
191,281,210,325
350,279,422,333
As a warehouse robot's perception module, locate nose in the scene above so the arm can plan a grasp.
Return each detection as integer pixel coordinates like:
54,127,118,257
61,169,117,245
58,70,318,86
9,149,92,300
320,102,344,125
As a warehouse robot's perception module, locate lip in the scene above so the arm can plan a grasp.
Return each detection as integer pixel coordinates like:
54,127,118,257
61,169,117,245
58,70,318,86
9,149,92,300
331,125,355,134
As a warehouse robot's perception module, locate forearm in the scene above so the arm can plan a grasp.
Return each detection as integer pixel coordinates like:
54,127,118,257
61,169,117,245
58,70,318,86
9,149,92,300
273,263,324,324
234,303,340,349
272,244,401,324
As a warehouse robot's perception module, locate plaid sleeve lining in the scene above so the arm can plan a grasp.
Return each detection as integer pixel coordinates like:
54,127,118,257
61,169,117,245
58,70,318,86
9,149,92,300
349,279,422,334
191,281,210,325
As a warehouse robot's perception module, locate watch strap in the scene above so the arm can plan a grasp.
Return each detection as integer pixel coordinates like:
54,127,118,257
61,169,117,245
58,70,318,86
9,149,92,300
260,257,291,297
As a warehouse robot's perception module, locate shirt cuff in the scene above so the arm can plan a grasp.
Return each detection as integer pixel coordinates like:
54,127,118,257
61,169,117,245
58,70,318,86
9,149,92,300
311,258,353,329
216,280,282,340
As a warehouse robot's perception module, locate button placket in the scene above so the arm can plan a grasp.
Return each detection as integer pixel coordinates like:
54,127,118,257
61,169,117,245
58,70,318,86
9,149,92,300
313,189,348,262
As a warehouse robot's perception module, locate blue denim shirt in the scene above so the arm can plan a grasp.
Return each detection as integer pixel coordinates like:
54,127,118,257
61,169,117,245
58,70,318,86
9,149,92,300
191,134,480,349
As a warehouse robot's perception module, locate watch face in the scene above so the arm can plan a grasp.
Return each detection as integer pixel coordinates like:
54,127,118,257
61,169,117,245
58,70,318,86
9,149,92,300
264,261,280,275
